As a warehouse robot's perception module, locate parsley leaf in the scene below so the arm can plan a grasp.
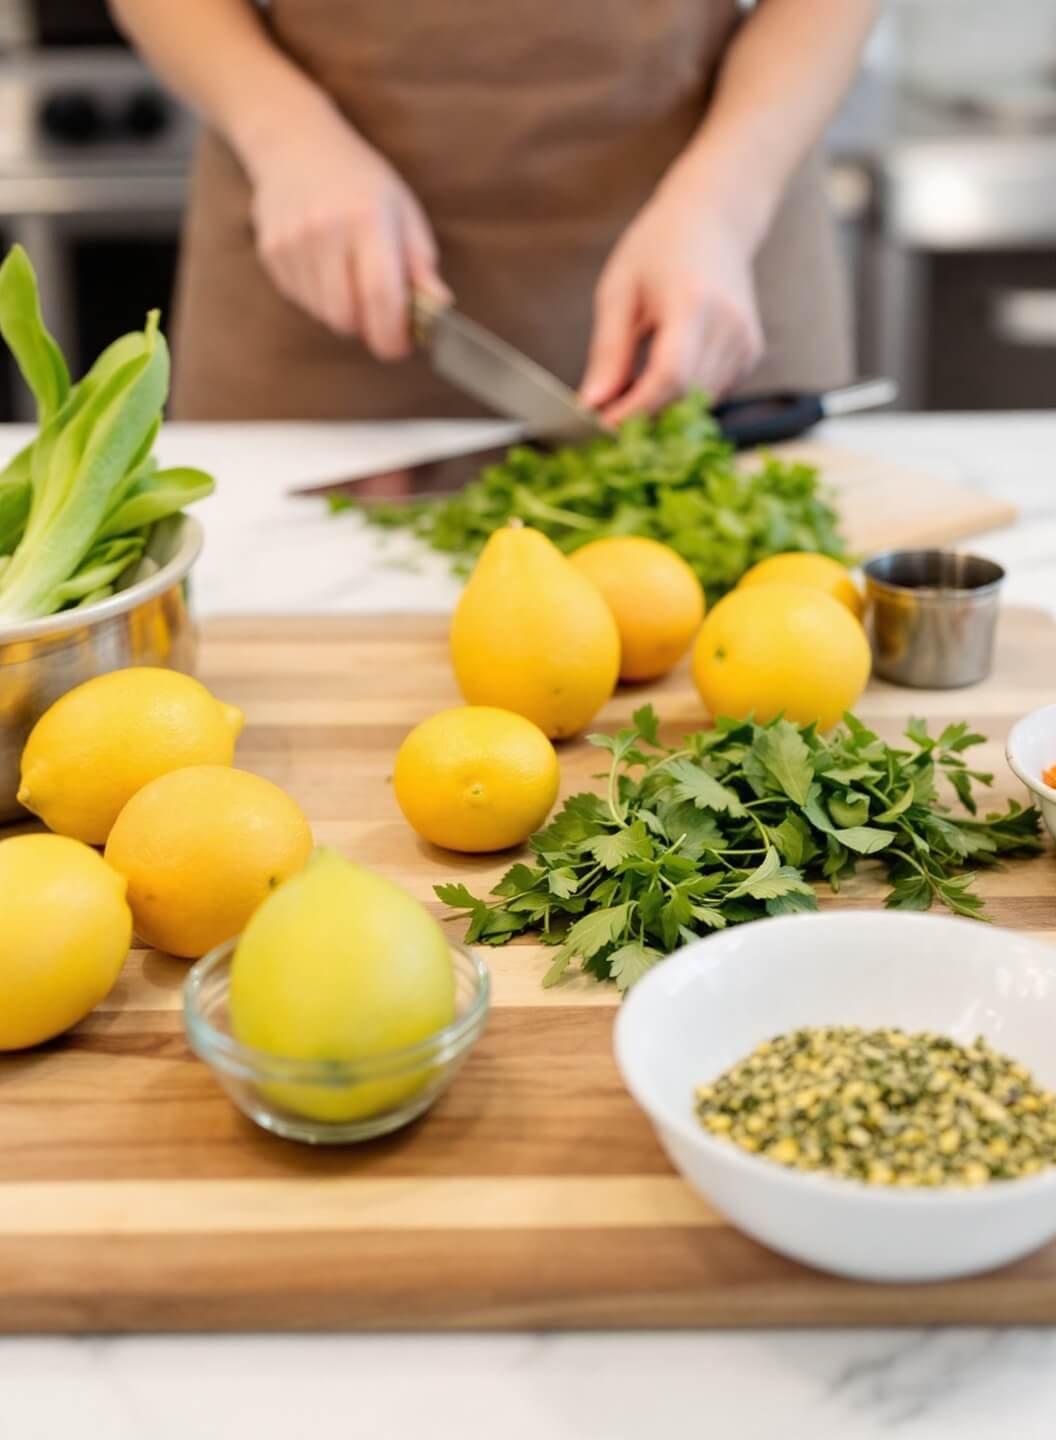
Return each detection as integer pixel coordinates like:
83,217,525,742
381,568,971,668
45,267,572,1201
609,942,664,993
726,847,815,902
753,720,815,805
632,704,661,748
542,903,633,988
666,757,746,816
586,821,652,869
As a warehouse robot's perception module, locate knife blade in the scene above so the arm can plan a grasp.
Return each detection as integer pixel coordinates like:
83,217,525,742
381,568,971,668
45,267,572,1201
412,292,605,446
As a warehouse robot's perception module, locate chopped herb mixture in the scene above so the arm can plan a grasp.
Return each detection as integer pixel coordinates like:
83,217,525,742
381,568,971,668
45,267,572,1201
437,708,1042,991
336,393,846,605
696,1027,1056,1187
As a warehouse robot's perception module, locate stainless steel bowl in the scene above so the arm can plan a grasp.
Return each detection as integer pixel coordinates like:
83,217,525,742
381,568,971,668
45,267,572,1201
864,549,1005,689
0,514,203,822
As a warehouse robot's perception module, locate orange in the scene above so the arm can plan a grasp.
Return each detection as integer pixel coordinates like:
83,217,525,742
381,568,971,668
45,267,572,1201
105,765,313,958
692,582,871,731
737,552,863,620
394,706,559,852
571,537,706,682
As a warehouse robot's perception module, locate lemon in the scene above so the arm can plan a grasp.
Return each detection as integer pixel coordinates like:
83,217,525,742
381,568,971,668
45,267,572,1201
0,834,132,1050
104,765,313,958
230,848,455,1122
571,536,706,681
394,706,559,852
18,667,244,844
450,525,620,739
738,552,864,620
692,582,871,731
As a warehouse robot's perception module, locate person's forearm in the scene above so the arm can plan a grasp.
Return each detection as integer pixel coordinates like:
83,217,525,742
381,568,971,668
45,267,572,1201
108,0,339,180
665,0,879,250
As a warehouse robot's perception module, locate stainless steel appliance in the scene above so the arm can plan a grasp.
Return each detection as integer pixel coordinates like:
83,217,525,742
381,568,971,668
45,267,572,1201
833,70,1056,411
0,0,192,417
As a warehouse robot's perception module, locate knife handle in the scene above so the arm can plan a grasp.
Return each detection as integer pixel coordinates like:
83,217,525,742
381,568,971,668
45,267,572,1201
411,289,449,345
714,391,825,449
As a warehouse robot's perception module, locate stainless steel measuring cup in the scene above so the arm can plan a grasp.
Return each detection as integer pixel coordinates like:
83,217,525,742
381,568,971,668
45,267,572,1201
864,549,1006,689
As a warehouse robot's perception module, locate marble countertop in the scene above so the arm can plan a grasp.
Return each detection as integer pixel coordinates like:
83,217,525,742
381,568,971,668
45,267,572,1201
105,408,1056,619
3,410,1056,1439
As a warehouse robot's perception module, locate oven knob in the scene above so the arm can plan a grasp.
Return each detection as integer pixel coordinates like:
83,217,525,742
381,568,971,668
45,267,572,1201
39,91,105,144
122,89,170,139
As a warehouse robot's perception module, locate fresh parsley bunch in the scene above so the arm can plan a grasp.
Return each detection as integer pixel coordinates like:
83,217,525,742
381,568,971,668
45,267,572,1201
341,393,846,605
437,709,1042,992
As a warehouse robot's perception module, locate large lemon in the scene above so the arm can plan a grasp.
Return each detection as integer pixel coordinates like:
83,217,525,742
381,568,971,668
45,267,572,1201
692,582,871,731
394,706,559,852
0,834,132,1050
451,525,619,739
19,667,244,844
105,766,313,958
230,848,455,1122
738,552,864,619
571,537,706,681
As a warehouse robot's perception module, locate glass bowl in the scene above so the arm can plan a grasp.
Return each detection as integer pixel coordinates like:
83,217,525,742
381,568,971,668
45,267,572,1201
183,938,490,1144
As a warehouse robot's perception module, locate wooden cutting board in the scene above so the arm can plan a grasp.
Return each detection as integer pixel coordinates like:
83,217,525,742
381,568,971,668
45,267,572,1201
2,608,1056,1333
753,441,1017,554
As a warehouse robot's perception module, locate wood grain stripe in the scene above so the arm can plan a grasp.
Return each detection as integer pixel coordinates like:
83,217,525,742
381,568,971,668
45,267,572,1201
216,694,1056,726
0,1176,716,1236
3,1229,1056,1333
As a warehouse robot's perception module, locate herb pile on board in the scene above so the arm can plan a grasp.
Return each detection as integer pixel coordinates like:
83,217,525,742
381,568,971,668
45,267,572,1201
334,393,846,605
437,709,1043,992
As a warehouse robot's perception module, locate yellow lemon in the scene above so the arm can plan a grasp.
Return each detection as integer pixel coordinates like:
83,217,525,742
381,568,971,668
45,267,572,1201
692,582,871,731
0,833,131,1050
738,552,864,620
450,524,620,739
19,667,244,844
571,536,706,681
105,765,313,958
394,706,559,852
230,848,455,1122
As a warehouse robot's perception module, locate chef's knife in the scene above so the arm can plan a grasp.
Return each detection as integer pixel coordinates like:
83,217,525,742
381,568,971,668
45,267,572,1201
412,292,606,446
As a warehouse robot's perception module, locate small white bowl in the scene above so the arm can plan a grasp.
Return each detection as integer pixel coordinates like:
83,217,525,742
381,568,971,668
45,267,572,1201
1007,703,1056,840
615,911,1056,1283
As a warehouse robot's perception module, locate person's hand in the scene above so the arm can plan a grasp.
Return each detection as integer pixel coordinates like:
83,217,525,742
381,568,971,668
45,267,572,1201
580,181,764,424
247,100,450,360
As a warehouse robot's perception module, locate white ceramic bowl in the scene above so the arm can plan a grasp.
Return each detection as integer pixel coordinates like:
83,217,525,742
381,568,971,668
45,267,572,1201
1007,703,1056,841
615,911,1056,1283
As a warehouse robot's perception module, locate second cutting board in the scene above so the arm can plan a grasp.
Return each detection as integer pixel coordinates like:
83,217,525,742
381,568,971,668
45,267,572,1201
761,440,1016,554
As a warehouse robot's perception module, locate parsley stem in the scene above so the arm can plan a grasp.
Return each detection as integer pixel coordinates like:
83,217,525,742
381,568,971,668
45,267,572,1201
644,749,692,779
606,754,625,827
889,848,946,903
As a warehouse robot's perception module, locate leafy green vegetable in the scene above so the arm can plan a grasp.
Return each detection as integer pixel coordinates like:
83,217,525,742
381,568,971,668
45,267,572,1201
335,392,846,604
0,245,214,621
0,243,69,425
437,709,1043,990
0,456,30,556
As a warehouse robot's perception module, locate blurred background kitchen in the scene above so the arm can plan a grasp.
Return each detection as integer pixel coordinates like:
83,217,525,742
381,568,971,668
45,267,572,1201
0,0,1053,420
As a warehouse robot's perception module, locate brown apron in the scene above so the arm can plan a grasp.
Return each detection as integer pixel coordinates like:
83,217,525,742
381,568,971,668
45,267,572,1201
171,0,851,420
